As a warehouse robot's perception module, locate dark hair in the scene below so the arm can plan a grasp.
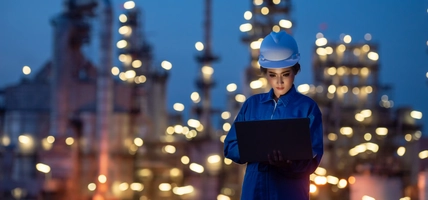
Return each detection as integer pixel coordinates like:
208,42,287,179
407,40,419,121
260,62,301,75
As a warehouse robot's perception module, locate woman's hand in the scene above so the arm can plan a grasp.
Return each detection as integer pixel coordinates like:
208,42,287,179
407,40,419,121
268,150,292,167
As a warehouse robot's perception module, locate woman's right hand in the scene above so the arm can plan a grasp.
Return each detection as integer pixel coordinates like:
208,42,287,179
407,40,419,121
268,150,292,168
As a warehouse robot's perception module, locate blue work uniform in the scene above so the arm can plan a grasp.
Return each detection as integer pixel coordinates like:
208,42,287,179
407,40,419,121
224,85,323,200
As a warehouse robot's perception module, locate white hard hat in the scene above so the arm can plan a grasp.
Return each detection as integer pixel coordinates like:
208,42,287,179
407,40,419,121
258,30,300,69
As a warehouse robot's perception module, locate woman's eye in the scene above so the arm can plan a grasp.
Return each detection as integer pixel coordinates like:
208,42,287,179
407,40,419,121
283,73,290,77
269,74,276,77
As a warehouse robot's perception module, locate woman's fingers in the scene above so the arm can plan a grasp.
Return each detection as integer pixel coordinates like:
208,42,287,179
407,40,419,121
268,150,291,167
268,151,277,165
277,150,284,162
273,150,278,162
268,153,273,164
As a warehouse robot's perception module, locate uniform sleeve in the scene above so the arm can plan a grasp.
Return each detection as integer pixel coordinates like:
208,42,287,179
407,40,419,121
309,107,323,167
223,100,249,165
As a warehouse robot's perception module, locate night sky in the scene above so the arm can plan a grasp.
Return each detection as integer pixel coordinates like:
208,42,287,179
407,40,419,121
1,0,427,131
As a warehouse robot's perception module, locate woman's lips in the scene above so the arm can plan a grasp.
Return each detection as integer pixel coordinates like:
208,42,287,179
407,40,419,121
276,87,284,90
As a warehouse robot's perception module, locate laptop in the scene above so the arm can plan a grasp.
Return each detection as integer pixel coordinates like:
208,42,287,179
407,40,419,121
234,118,313,163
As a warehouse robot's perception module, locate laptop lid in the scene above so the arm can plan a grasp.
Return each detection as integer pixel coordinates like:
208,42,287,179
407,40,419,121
234,118,312,163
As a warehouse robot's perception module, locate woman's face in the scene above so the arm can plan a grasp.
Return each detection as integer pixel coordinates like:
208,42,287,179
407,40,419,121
266,67,295,99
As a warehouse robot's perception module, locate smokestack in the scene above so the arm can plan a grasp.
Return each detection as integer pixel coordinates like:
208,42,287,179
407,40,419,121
94,0,113,199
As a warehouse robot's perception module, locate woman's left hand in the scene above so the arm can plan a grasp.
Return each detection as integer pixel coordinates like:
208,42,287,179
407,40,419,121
268,150,292,167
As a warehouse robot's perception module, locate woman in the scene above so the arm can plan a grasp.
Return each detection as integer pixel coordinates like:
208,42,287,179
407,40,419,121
223,30,323,200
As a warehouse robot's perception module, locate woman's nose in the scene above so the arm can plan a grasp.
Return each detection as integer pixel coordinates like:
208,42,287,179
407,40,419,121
277,76,283,84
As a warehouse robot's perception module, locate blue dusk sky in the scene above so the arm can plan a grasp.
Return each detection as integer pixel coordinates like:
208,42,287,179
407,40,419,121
0,0,427,131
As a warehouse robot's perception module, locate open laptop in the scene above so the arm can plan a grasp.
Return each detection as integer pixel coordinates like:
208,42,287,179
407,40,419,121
234,118,313,163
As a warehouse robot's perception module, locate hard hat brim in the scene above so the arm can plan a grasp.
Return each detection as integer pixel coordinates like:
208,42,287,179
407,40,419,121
258,56,300,69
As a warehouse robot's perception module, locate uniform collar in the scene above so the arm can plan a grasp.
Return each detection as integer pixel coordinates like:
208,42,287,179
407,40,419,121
261,84,297,104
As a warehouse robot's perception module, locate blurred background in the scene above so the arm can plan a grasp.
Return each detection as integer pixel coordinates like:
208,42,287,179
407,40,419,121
0,0,427,199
